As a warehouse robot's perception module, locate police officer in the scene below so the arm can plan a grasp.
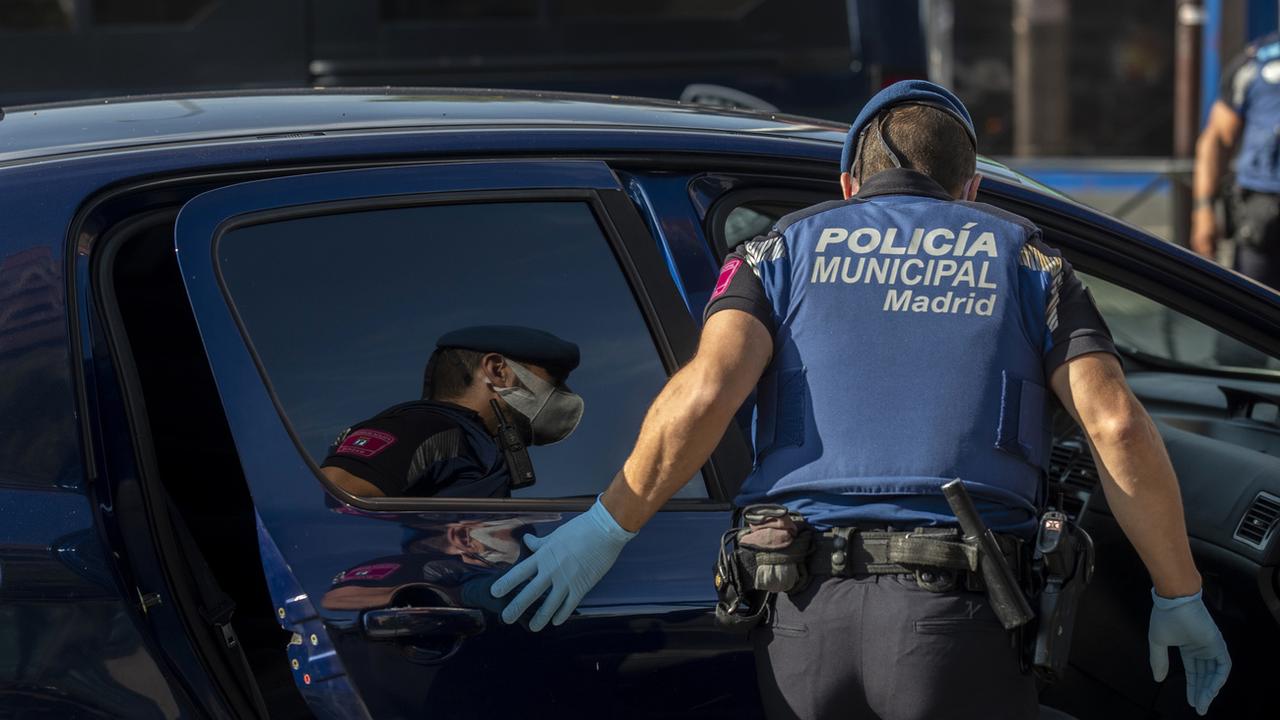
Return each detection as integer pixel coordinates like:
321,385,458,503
491,81,1232,718
1194,29,1280,288
320,325,583,498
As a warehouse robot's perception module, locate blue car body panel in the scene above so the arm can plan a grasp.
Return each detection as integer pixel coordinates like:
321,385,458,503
0,89,1277,716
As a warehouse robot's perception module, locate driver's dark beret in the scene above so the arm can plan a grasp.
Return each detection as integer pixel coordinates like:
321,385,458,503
436,325,580,377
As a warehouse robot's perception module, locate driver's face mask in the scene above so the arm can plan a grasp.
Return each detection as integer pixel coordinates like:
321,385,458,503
490,359,584,445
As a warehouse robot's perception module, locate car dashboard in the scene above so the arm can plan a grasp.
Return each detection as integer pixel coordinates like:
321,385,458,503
1049,369,1280,621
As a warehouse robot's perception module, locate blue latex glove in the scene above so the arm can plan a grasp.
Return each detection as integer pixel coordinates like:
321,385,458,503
490,498,636,631
1149,588,1231,716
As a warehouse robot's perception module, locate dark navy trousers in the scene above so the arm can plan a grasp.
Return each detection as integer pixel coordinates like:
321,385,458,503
751,573,1038,720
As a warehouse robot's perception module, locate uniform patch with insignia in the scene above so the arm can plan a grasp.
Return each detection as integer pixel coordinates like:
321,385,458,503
335,428,397,458
712,258,743,299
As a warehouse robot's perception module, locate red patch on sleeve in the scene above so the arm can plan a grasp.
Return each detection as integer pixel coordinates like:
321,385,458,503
711,258,743,300
336,428,397,458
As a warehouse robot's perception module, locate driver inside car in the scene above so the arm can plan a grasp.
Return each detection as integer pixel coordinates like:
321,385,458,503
320,325,583,498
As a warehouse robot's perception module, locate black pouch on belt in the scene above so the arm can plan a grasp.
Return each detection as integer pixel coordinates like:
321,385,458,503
714,526,768,631
713,504,813,630
737,504,813,593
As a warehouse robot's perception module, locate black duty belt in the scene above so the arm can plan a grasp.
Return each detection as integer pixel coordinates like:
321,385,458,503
809,527,1022,590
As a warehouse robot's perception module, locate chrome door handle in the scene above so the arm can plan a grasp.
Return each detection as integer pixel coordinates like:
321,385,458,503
362,606,485,640
362,606,485,665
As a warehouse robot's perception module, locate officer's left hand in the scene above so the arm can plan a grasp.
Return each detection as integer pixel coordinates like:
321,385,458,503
490,498,636,631
1148,589,1231,716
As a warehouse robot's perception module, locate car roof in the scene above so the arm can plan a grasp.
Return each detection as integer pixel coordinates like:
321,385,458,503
0,87,852,162
0,87,1037,187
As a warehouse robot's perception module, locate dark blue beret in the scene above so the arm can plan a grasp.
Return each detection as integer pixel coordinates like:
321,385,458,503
840,80,977,174
436,325,580,376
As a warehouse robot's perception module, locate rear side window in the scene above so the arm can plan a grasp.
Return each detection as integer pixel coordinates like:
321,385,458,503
217,200,705,499
707,187,837,258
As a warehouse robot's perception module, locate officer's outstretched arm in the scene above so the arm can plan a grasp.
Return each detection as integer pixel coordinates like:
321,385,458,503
1050,352,1230,715
489,309,771,630
602,309,773,532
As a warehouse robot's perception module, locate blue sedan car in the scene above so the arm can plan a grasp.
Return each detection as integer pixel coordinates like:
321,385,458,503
0,90,1275,719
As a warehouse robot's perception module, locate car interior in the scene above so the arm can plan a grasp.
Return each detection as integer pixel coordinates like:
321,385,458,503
97,210,314,719
86,161,1278,719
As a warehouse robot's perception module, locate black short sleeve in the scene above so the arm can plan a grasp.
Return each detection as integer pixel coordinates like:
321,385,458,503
1219,45,1255,112
703,246,776,335
1044,261,1119,372
322,408,484,496
1016,236,1118,373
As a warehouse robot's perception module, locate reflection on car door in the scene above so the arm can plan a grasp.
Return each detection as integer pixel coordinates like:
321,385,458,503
172,160,758,718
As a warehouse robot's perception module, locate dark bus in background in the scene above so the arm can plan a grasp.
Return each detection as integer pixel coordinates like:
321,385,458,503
0,0,925,120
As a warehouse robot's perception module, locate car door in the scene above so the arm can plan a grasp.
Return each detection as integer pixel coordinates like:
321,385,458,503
170,160,758,719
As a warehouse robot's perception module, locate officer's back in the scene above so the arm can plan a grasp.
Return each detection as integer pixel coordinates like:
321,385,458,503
739,172,1054,531
720,101,1107,540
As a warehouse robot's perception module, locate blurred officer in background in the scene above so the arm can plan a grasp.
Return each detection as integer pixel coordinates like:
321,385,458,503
492,81,1230,719
1194,31,1280,288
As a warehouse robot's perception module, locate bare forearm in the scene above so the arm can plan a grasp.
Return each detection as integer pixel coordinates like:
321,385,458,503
1193,131,1228,203
1053,354,1201,597
602,365,739,531
1083,401,1201,597
601,309,773,532
321,466,386,498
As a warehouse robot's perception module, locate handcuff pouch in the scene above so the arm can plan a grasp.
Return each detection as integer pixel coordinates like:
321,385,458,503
713,504,813,631
736,504,814,594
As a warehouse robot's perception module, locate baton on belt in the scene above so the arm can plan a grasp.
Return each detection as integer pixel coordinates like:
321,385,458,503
942,479,1035,630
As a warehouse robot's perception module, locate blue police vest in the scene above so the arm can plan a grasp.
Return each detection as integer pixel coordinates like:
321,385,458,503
1232,36,1280,193
735,184,1052,531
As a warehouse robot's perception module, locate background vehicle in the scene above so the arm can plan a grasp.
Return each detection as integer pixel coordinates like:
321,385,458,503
0,90,1275,718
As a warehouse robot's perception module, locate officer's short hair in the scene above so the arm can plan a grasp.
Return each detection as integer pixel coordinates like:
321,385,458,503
422,348,485,400
856,104,977,195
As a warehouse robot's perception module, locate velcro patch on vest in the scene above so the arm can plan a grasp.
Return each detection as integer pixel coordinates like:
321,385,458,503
712,258,743,299
336,428,397,458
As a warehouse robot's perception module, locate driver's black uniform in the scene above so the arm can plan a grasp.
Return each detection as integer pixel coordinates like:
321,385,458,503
321,401,510,498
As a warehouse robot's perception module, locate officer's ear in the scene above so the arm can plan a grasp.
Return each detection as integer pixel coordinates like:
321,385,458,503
961,173,982,202
479,353,511,388
841,171,858,200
